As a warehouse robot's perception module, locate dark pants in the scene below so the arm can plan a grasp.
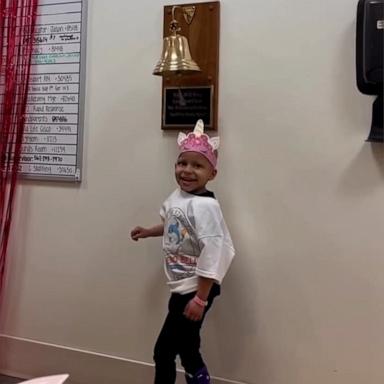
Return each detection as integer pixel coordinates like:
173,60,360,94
153,284,220,384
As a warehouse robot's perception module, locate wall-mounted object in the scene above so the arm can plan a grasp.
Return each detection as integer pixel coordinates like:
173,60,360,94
356,0,383,142
153,5,201,75
17,0,88,181
153,2,220,131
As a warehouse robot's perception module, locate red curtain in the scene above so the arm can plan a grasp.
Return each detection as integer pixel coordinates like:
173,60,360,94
0,0,38,294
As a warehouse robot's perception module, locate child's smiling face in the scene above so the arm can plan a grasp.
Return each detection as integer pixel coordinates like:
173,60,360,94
175,151,217,194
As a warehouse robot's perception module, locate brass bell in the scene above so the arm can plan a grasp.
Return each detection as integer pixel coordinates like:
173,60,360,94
153,6,201,76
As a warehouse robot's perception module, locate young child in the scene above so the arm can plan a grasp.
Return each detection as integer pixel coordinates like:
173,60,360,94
131,119,235,384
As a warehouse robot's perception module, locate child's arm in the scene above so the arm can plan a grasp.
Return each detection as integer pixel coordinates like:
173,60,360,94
183,276,214,322
131,223,164,241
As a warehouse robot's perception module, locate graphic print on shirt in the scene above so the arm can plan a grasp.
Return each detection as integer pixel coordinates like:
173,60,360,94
164,207,200,281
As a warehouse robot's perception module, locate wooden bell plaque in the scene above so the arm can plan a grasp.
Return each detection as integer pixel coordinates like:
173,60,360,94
160,2,220,131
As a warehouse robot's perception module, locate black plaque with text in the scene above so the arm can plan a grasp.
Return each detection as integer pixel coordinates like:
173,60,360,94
163,86,213,128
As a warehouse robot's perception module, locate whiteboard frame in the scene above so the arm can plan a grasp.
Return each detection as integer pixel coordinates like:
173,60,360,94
20,0,88,182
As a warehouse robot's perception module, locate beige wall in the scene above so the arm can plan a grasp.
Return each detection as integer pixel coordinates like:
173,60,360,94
1,1,384,383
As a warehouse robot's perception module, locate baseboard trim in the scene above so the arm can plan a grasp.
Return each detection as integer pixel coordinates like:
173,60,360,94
0,334,246,384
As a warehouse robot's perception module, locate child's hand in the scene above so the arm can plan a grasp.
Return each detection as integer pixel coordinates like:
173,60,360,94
183,299,205,322
131,226,150,241
131,224,164,241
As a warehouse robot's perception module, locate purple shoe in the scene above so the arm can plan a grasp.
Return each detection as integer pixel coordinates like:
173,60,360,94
185,366,211,384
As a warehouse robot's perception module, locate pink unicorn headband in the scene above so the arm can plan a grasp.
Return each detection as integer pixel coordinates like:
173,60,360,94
177,120,220,169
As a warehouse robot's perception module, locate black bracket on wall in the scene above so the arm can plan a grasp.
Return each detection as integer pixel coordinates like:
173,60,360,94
356,0,383,142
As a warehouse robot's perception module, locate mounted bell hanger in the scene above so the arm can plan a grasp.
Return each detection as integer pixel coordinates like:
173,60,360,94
153,2,220,130
153,5,201,76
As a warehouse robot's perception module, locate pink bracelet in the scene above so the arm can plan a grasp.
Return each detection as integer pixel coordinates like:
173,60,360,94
193,295,208,307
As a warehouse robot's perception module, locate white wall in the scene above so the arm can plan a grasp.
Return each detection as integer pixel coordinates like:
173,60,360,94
1,1,384,383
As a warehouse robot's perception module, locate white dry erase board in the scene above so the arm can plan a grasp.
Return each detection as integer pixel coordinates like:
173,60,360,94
20,0,87,182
